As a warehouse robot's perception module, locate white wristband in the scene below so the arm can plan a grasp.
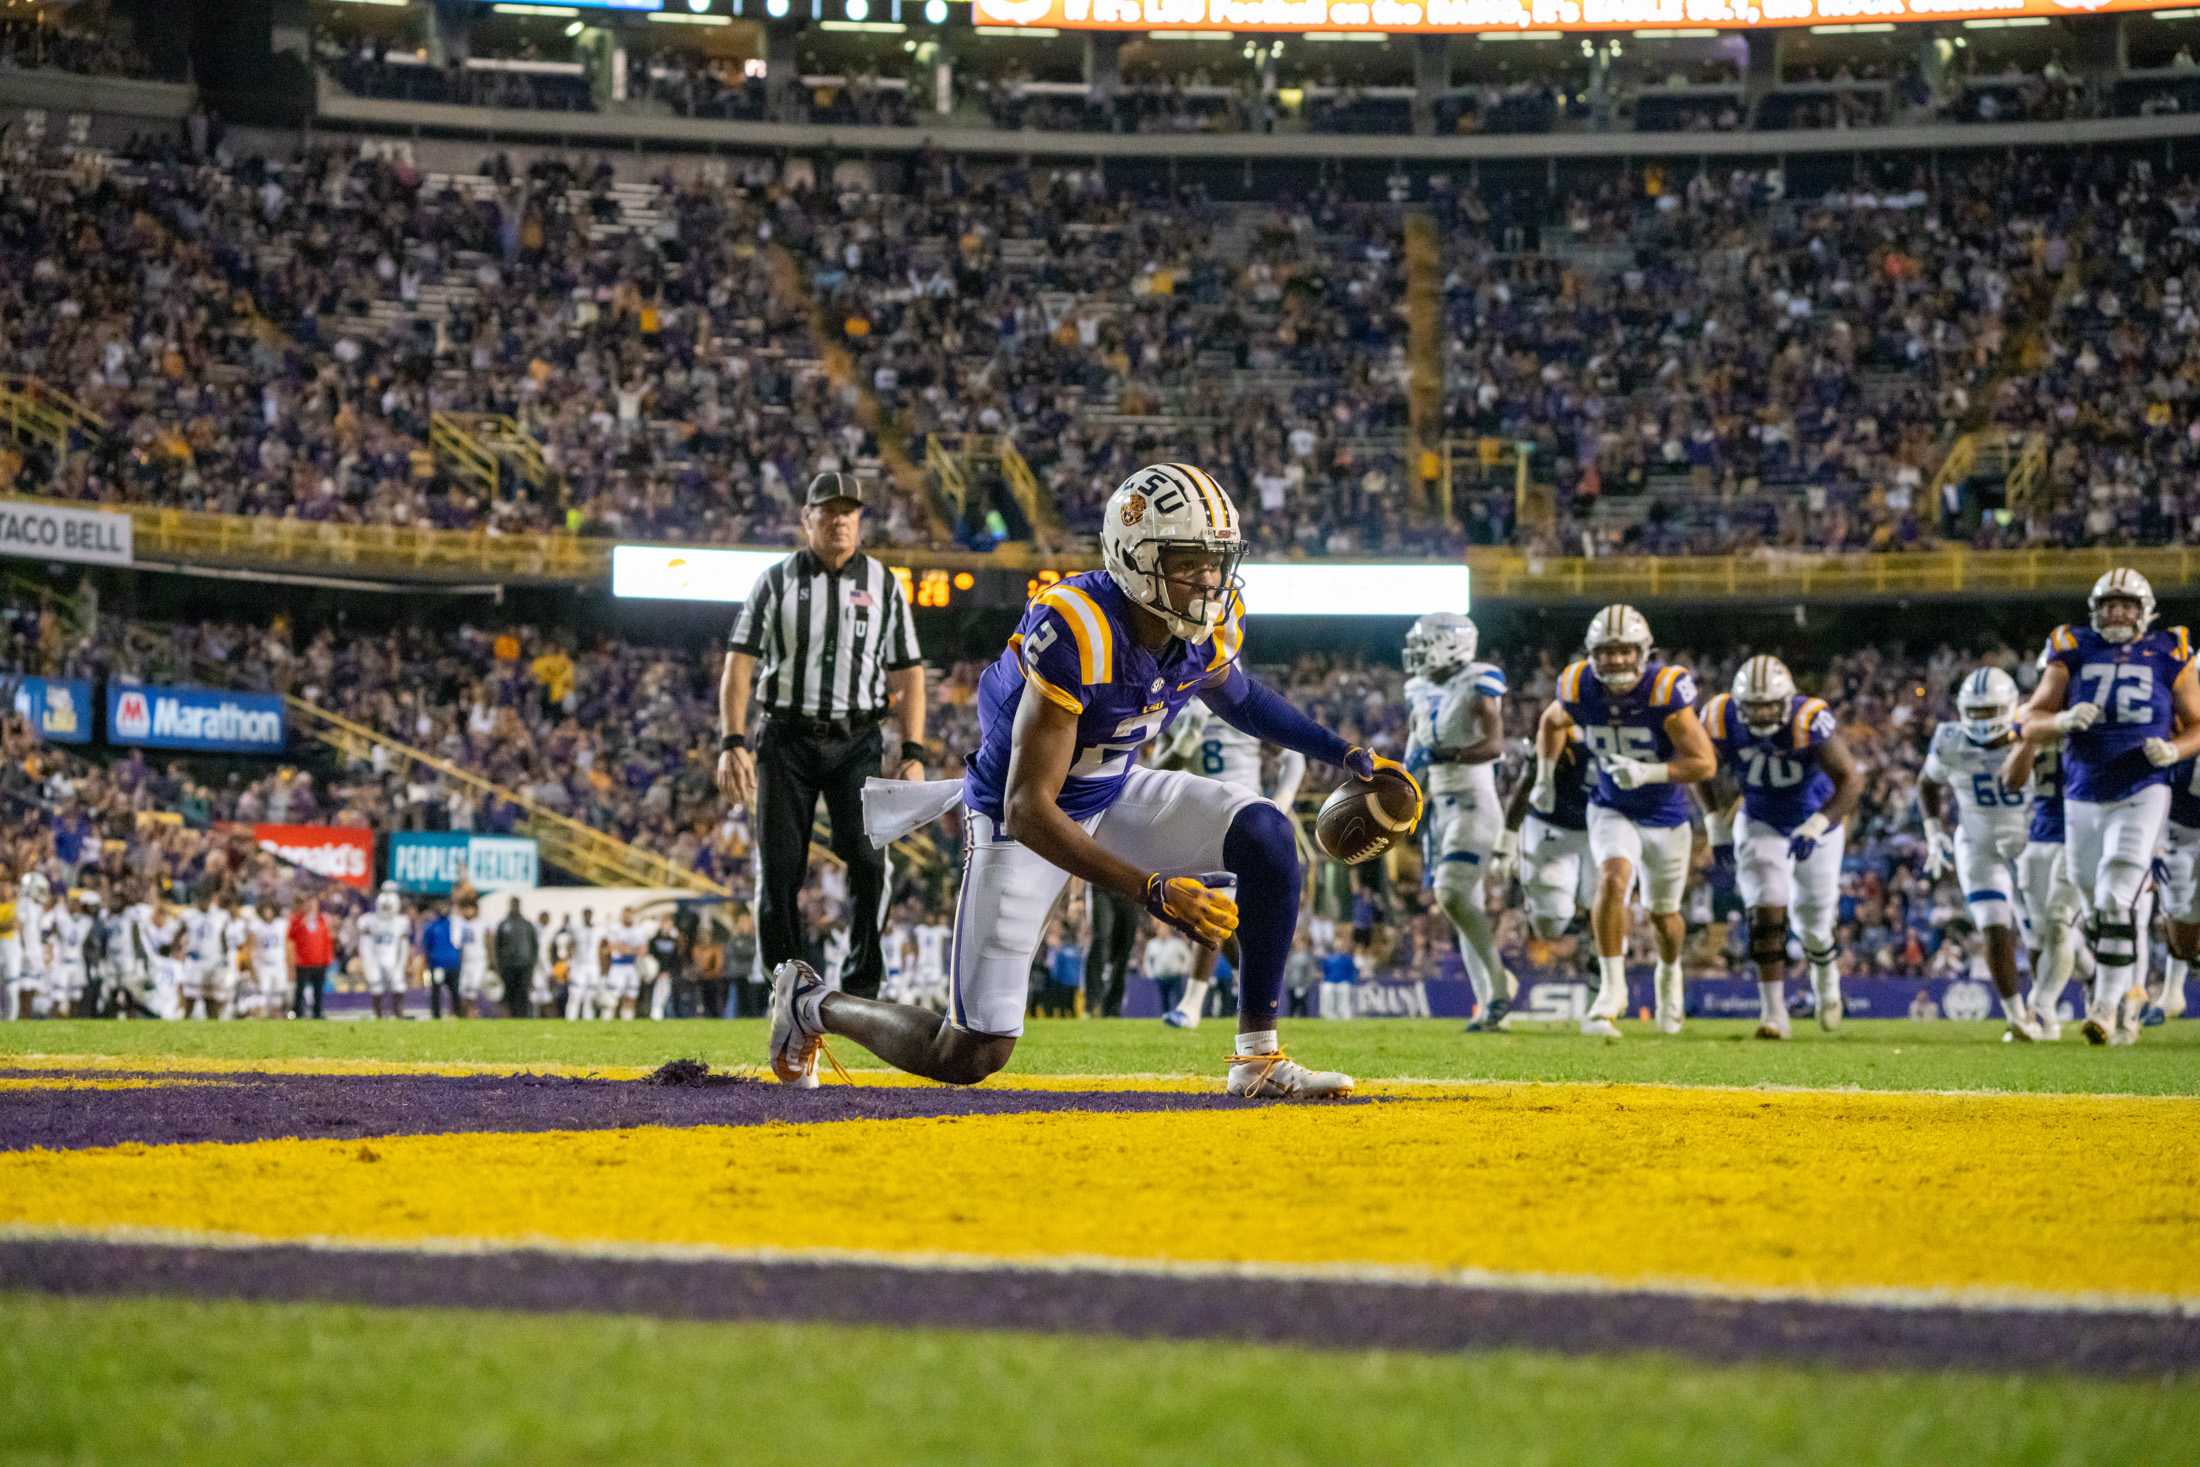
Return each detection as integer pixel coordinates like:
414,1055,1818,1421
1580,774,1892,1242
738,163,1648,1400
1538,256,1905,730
1637,762,1671,786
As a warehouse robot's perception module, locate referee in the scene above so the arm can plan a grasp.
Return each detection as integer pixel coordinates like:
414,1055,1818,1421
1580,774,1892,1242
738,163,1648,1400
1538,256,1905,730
717,472,926,1001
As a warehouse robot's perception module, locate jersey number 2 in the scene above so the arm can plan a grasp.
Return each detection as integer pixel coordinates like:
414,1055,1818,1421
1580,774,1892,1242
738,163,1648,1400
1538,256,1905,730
1072,709,1167,778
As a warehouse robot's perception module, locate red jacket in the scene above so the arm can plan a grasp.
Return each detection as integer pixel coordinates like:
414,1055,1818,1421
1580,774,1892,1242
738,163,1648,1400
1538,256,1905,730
288,911,334,967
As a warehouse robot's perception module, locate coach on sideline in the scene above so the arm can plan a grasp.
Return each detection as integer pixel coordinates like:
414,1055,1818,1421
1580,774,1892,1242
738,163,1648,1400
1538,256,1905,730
716,472,926,1001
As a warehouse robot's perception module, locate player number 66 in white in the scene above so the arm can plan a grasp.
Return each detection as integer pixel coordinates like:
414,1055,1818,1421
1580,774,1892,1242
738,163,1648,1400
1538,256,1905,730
2075,663,2155,725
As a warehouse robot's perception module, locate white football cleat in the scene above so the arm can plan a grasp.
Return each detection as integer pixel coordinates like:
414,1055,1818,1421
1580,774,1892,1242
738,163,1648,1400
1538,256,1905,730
1754,1021,1789,1041
1580,1016,1623,1039
2164,982,2189,1021
1655,1008,1683,1036
1817,998,1843,1033
767,960,826,1088
1163,1009,1200,1030
2034,1005,2063,1042
2005,1013,2042,1043
1226,1051,1352,1099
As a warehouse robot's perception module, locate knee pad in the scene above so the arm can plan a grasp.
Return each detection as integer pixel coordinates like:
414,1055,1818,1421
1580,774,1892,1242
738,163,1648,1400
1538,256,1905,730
1433,858,1483,917
2089,916,2140,971
1223,800,1301,895
1748,911,1789,967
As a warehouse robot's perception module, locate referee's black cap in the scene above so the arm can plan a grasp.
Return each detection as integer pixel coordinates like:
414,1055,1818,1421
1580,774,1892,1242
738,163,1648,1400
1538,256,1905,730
804,471,867,509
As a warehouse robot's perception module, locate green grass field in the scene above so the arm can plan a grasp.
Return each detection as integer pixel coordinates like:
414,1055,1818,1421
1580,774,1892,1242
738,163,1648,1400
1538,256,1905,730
4,1293,2195,1467
7,1015,2199,1095
6,1017,2195,1466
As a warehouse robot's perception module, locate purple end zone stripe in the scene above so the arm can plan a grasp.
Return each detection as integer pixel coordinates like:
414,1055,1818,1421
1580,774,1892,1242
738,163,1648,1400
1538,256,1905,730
0,1238,2191,1376
0,1072,1275,1152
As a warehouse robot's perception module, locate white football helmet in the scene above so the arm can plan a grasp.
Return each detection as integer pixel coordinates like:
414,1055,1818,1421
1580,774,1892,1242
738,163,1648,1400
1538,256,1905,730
1732,655,1797,736
1958,666,2020,744
376,880,403,916
20,872,48,902
1585,604,1653,694
1100,463,1244,642
1408,613,1479,680
2089,567,2156,645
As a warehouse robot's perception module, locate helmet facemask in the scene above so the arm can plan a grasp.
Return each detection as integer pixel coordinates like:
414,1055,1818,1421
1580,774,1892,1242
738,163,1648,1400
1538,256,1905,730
1960,699,2015,744
1590,641,1645,694
1742,699,1788,738
1118,539,1244,643
2092,594,2146,646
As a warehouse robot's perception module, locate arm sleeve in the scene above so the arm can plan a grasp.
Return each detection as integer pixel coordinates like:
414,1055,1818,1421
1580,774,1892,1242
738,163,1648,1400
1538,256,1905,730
727,568,778,655
1201,666,1353,769
883,570,923,671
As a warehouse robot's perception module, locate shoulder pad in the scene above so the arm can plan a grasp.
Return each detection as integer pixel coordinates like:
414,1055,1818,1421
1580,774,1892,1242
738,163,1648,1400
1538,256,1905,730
1558,660,1590,702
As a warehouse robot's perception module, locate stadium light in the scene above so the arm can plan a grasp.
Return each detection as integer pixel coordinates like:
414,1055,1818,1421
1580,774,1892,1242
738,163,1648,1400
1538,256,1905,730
1809,22,1896,32
1148,30,1234,41
1304,32,1387,42
819,18,906,29
976,24,1059,34
846,0,869,18
648,9,733,20
491,4,582,14
924,0,949,21
1477,31,1559,41
1962,15,2050,25
765,0,791,14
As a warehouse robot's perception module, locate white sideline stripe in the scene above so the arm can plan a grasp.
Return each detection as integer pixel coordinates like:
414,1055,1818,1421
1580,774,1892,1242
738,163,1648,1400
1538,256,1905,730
4,1222,2193,1320
7,1054,2197,1104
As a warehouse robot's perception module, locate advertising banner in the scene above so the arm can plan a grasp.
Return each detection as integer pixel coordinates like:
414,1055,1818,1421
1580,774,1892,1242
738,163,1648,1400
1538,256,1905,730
972,0,2189,36
249,824,375,891
387,832,540,895
106,683,286,754
5,675,92,744
0,499,132,568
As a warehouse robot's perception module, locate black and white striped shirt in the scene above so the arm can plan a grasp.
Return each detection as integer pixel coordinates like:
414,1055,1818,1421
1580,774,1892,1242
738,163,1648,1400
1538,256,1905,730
728,550,922,720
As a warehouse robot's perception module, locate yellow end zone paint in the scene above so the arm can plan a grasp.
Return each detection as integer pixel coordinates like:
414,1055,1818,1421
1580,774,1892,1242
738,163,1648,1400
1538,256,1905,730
5,1085,2196,1303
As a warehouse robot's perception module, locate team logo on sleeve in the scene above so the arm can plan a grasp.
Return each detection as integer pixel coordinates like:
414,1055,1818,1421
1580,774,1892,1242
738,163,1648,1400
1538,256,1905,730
1121,492,1147,526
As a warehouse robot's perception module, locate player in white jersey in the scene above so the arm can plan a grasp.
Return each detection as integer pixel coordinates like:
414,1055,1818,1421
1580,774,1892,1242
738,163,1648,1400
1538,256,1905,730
912,921,951,1013
1919,667,2042,1040
1402,612,1515,1031
880,917,918,1004
49,892,95,1018
566,908,605,1021
1153,700,1308,1029
604,907,651,1021
135,895,186,1020
177,891,236,1020
222,906,256,1017
358,883,414,1019
245,900,291,1020
10,872,52,1019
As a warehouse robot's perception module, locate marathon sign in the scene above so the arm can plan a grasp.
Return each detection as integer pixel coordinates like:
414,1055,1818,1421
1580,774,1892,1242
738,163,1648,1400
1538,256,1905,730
0,500,132,568
106,683,287,754
5,675,92,744
387,832,540,895
250,823,375,891
973,0,2182,32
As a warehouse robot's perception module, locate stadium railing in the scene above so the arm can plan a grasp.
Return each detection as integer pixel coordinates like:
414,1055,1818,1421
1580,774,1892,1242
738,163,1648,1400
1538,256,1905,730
44,494,2200,605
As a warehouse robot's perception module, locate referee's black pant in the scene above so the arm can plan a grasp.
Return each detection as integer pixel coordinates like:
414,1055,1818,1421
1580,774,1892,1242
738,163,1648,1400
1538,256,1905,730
756,716,887,1000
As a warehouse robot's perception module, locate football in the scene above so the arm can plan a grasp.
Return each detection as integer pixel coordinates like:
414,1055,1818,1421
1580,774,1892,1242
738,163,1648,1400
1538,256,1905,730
1314,768,1421,865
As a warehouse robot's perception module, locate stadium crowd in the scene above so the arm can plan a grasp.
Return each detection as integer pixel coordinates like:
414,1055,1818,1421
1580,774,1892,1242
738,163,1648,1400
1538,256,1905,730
5,587,2079,1015
4,134,2197,561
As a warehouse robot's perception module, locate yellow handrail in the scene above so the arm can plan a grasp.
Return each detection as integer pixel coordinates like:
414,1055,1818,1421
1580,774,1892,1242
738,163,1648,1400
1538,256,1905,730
285,696,734,896
428,411,500,497
997,436,1058,536
925,433,970,525
0,375,107,455
14,492,2198,603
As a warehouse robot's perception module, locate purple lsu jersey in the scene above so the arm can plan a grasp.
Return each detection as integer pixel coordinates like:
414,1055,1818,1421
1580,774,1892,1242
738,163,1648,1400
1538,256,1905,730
2030,742,2069,844
1702,691,1836,835
1557,658,1700,828
962,571,1245,822
2045,623,2195,803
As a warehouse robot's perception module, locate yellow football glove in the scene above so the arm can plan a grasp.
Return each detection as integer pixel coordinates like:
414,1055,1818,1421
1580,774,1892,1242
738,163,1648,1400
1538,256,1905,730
1143,872,1239,949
